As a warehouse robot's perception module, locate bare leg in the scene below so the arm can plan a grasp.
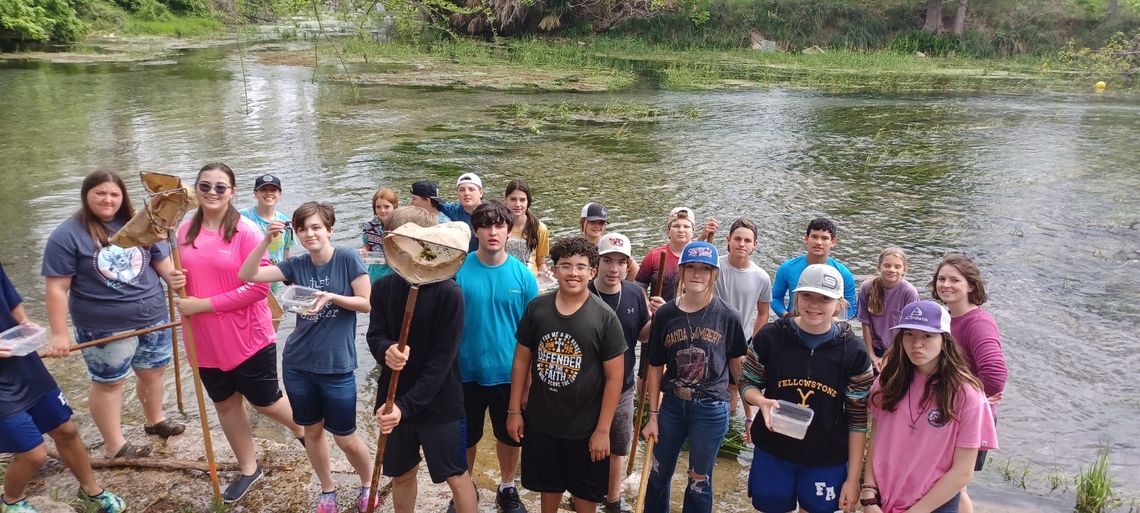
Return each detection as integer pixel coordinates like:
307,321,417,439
540,492,562,513
496,441,519,483
572,496,598,513
392,466,418,513
303,423,335,492
2,444,46,503
134,367,168,426
448,472,478,513
608,454,625,501
251,395,304,438
89,380,127,457
465,446,477,476
47,421,104,496
214,394,259,475
332,432,374,486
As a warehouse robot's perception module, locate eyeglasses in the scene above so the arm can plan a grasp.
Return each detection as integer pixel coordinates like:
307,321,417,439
197,182,231,195
556,263,594,275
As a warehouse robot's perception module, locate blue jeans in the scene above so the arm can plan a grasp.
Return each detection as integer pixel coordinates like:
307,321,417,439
645,393,729,513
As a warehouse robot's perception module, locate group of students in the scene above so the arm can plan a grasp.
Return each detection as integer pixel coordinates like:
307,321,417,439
0,166,1007,513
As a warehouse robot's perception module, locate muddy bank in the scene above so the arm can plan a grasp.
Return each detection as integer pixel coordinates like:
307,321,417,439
0,36,236,64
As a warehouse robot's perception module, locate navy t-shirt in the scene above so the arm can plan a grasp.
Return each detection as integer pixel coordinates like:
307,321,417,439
589,280,650,392
0,261,59,417
277,247,368,374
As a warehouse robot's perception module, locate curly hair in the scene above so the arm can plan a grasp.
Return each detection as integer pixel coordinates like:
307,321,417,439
549,236,599,268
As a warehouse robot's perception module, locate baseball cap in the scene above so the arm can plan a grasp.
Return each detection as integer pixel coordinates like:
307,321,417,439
890,300,952,334
253,174,282,191
411,180,442,201
456,173,483,189
598,233,631,258
670,206,694,219
794,264,843,299
678,241,718,268
580,202,607,222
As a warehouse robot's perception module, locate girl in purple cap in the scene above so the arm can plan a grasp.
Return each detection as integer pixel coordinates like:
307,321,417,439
859,300,998,513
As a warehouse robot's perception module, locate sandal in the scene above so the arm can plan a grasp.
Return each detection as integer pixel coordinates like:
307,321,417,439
111,441,152,459
144,418,186,437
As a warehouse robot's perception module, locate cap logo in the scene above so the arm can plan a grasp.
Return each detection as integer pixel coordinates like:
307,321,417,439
821,275,839,290
262,175,274,182
688,246,713,258
607,236,625,247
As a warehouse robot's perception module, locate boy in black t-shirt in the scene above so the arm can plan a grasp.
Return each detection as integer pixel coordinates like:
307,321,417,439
508,237,626,513
367,207,477,513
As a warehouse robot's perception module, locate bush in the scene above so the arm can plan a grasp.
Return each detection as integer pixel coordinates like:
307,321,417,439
889,30,960,56
0,0,88,42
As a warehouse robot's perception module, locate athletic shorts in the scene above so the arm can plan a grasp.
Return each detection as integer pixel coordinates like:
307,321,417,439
748,446,847,513
75,320,173,383
609,387,635,457
283,368,358,436
520,425,608,503
932,493,961,513
382,417,469,483
199,345,283,407
462,382,520,448
0,387,73,454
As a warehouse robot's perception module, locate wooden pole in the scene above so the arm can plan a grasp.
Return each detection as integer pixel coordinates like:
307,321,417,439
68,321,182,352
366,285,420,513
633,394,662,513
626,378,648,475
167,228,222,501
166,287,185,414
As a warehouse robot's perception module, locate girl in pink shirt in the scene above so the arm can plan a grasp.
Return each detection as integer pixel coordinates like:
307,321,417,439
172,163,304,504
862,300,998,513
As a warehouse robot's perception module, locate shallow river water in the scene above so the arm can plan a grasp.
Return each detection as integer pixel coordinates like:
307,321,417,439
1,43,1138,504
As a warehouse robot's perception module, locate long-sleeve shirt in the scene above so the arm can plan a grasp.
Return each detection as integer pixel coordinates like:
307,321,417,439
771,255,858,319
950,307,1008,398
366,277,465,424
177,218,274,371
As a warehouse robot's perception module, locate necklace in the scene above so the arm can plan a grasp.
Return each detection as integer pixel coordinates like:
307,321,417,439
681,296,711,345
593,279,622,313
906,389,927,435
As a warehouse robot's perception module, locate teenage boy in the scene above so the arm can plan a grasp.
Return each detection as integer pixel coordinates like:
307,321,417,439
508,236,626,513
0,261,127,513
771,217,857,319
440,173,485,252
238,174,295,264
368,207,478,513
455,200,538,513
635,207,697,305
410,180,452,225
587,233,650,513
579,203,639,282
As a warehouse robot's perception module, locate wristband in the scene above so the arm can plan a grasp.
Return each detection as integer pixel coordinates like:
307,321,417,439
744,418,753,423
648,410,659,415
506,410,522,415
860,484,879,491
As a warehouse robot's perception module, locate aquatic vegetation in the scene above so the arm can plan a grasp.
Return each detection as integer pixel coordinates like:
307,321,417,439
1075,448,1115,513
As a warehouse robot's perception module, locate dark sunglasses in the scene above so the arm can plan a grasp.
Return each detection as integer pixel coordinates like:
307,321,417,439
197,182,231,194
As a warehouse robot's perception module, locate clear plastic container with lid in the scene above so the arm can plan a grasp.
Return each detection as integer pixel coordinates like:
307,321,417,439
0,323,47,356
770,400,814,440
361,251,387,265
279,285,321,314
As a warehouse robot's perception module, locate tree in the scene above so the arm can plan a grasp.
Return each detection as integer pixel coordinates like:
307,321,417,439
952,0,967,35
1109,0,1119,19
922,0,943,33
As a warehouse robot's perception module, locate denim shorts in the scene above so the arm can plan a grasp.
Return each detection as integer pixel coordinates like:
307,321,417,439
283,367,359,436
75,319,173,383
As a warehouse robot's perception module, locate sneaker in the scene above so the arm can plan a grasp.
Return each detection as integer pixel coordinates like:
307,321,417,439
76,489,127,513
1,498,38,513
357,486,380,512
223,467,264,503
497,486,526,513
602,497,633,513
316,491,337,513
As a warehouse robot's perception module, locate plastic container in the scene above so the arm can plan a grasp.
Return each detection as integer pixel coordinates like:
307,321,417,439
0,323,47,357
361,251,387,266
770,400,814,440
279,285,320,314
537,271,559,295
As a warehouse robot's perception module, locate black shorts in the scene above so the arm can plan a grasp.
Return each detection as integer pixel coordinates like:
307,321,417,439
199,345,283,407
383,417,470,483
520,425,608,503
462,382,521,448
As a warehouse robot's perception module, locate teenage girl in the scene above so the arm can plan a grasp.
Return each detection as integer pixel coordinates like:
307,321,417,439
857,247,918,372
503,179,550,275
860,300,998,513
239,201,378,513
361,187,397,283
930,254,1008,513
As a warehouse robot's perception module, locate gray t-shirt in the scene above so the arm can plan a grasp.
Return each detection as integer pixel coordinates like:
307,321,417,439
516,293,627,439
714,256,771,331
277,247,368,374
41,217,170,330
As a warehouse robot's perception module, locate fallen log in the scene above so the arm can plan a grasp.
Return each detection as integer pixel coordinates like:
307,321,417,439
45,447,295,473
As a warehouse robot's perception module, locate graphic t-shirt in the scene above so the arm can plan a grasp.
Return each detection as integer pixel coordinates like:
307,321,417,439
276,247,367,374
516,293,626,439
635,245,681,301
856,279,919,352
869,374,999,513
588,280,650,392
0,261,59,418
359,216,392,282
41,217,169,331
505,221,550,274
455,255,538,385
238,207,295,263
645,297,747,401
714,256,772,330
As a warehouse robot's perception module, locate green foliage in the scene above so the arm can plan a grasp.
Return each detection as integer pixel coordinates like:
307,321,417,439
1056,30,1140,83
122,14,223,34
890,30,960,56
1075,449,1115,513
0,0,88,42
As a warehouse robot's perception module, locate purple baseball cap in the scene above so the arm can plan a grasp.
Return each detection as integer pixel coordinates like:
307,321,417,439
890,300,951,334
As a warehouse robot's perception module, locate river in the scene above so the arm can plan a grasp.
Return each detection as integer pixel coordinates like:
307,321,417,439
1,42,1138,504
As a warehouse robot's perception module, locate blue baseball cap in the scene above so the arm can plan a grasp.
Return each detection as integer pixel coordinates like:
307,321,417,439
679,241,718,268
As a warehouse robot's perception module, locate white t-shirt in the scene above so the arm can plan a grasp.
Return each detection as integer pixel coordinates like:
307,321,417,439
714,256,772,331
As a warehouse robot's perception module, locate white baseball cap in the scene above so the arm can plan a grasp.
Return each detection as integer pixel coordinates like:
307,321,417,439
598,233,631,258
794,264,843,299
457,173,483,189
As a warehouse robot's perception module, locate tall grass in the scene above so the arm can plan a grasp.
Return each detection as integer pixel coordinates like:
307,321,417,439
1075,449,1115,513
